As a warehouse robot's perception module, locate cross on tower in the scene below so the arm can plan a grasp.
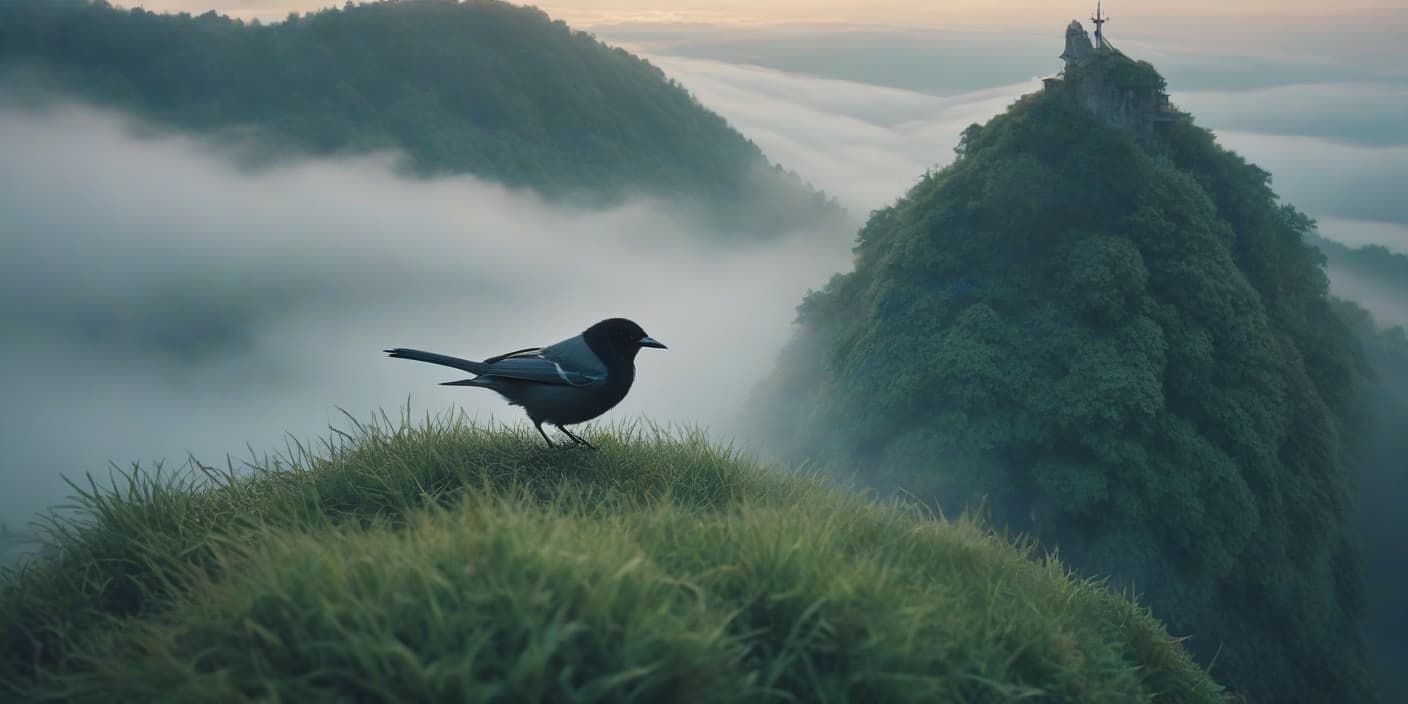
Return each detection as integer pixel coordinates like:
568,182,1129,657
1091,1,1110,49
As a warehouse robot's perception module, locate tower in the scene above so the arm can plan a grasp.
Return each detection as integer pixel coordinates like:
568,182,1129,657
1060,20,1093,68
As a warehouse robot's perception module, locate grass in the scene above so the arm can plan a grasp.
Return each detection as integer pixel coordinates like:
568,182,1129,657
0,410,1225,702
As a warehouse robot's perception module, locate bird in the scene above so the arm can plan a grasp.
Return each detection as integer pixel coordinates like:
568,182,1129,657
384,318,666,449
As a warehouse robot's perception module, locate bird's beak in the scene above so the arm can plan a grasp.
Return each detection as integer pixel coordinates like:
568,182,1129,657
639,337,667,349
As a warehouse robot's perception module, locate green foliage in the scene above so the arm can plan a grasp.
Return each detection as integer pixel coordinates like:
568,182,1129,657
1106,58,1166,90
0,413,1223,702
0,0,844,234
747,89,1376,701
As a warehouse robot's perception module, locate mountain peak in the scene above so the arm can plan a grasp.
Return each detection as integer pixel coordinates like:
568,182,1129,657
745,53,1377,702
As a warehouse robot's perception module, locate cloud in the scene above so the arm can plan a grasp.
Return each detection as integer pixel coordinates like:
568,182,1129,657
606,26,1061,96
640,52,1034,212
0,99,855,530
1327,268,1408,331
1316,218,1408,254
1209,130,1408,231
1174,82,1408,147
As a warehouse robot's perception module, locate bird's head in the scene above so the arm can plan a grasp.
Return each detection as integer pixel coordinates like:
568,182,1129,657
585,317,667,357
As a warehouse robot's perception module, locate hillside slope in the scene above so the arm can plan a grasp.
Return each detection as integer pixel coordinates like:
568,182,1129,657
0,0,844,234
0,416,1223,702
744,85,1376,701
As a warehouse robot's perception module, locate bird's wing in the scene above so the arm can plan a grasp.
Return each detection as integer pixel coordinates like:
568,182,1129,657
387,346,601,386
389,331,612,387
481,353,604,386
483,347,542,364
536,335,608,379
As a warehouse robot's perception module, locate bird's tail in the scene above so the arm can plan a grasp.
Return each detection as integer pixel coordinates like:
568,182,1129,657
384,348,491,376
438,378,486,387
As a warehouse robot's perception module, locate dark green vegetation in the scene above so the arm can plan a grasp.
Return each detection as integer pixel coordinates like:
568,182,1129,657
0,415,1223,702
0,0,843,234
747,84,1381,701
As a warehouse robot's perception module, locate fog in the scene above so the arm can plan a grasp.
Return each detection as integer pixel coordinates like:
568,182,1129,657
1328,267,1408,331
0,99,855,531
639,53,1037,212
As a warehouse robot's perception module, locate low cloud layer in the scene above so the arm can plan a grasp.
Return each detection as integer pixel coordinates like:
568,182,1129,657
0,100,854,530
1328,268,1408,331
1209,130,1408,229
640,52,1035,213
1175,82,1408,148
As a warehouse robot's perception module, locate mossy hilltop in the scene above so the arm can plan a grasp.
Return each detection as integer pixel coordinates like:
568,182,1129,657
2,414,1222,702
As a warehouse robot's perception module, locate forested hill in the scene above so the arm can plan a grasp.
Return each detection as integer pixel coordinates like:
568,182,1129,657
0,0,844,234
745,79,1381,700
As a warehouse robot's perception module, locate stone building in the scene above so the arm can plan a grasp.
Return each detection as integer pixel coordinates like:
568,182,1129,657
1042,4,1177,143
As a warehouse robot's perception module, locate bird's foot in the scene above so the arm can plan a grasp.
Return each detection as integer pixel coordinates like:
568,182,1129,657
556,425,597,451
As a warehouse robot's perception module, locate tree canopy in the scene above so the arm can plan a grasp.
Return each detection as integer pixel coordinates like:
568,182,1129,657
0,0,844,234
747,88,1377,701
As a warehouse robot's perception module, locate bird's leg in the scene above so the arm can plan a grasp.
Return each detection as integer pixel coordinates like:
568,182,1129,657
557,424,596,450
534,421,555,448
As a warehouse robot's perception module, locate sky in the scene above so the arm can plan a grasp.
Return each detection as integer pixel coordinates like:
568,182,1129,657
4,0,1407,534
134,0,1408,26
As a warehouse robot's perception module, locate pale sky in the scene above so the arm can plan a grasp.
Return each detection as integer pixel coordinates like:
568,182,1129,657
127,0,1408,29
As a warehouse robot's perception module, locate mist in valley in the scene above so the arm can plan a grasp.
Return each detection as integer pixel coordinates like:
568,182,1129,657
0,97,858,534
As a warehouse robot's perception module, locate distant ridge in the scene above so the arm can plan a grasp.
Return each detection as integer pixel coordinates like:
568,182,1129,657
0,0,847,234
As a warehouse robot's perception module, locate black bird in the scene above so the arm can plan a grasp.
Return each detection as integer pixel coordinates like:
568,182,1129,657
385,318,666,449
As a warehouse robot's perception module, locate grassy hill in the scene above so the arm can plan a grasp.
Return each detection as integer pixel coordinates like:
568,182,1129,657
0,0,845,234
0,414,1222,702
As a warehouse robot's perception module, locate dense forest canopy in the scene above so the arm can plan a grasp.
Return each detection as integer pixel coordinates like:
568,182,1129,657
0,0,845,234
746,84,1383,701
